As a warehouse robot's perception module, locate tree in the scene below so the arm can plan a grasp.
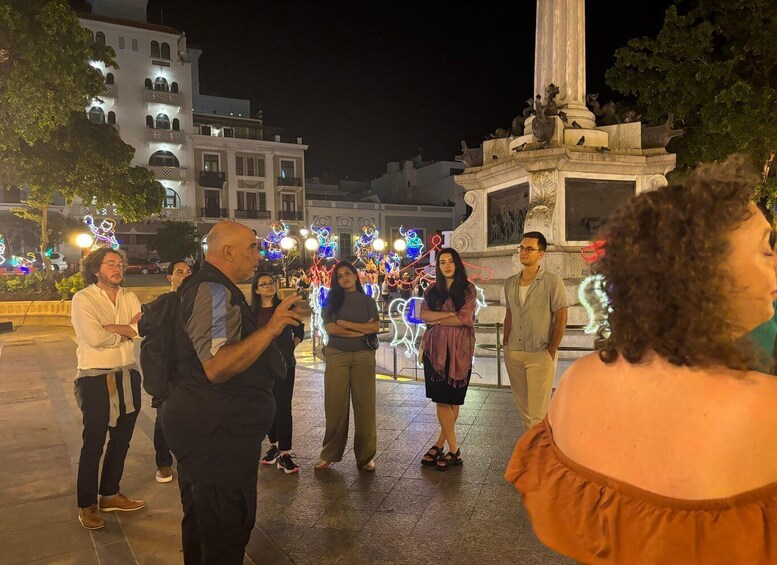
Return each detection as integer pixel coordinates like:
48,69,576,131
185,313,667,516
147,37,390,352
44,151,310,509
0,113,165,272
606,0,777,210
277,247,300,288
0,0,115,150
0,210,81,255
151,220,199,263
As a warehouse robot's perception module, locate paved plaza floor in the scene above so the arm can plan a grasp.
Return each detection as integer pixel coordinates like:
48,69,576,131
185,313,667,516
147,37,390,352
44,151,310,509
0,325,572,564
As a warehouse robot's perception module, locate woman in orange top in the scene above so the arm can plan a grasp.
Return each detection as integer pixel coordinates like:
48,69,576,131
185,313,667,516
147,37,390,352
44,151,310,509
505,156,777,564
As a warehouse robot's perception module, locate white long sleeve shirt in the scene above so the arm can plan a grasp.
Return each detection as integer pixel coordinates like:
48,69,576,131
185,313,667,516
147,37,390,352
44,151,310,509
71,284,141,370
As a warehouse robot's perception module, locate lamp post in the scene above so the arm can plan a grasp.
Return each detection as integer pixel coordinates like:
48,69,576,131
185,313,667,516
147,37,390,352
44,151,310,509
304,236,319,269
75,233,94,270
280,236,297,287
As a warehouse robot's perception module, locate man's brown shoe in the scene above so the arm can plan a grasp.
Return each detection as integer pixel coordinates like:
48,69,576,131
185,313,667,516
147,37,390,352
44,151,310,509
78,505,105,529
99,493,145,512
155,466,173,483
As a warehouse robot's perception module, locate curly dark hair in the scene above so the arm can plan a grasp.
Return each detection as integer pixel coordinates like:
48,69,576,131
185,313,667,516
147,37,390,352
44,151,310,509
81,247,127,285
592,155,760,371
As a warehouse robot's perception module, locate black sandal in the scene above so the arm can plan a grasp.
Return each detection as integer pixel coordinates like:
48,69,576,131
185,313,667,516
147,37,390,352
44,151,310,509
435,449,463,471
421,446,445,466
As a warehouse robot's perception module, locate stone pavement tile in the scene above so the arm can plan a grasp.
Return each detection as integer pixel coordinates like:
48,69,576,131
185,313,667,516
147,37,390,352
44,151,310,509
334,489,388,511
27,548,98,565
0,471,75,508
94,541,135,565
244,524,293,565
0,444,70,491
377,492,431,515
283,526,354,565
370,458,411,478
117,508,182,563
0,493,78,534
389,477,440,498
0,402,63,452
0,519,93,564
348,473,399,494
315,505,373,531
399,459,447,483
90,513,131,547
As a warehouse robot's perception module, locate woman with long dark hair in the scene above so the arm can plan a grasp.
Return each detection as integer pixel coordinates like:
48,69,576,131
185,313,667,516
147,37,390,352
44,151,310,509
251,272,305,474
316,261,380,471
419,248,476,470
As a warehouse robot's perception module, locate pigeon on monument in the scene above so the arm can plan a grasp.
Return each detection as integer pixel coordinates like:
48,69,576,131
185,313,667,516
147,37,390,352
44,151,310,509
576,136,586,146
558,111,568,123
597,146,610,153
571,121,582,129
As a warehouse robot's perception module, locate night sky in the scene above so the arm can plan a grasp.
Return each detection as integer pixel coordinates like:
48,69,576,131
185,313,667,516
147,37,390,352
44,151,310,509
134,1,676,180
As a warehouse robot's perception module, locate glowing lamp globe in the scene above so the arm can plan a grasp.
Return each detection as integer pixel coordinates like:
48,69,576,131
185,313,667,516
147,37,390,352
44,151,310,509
300,228,309,238
373,238,386,251
393,239,407,252
280,237,296,251
76,233,94,249
305,237,320,251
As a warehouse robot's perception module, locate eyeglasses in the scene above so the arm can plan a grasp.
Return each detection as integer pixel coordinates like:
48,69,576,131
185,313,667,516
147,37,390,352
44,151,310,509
102,262,125,270
257,282,275,288
517,246,540,253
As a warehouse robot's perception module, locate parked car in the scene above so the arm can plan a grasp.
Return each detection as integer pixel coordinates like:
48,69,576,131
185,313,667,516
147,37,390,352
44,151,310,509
32,252,69,271
124,258,162,274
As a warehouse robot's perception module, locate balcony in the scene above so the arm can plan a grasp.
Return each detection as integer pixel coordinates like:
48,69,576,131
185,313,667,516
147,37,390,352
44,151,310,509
146,128,185,144
159,206,192,220
276,176,303,187
278,210,303,221
199,171,226,188
102,84,118,99
234,209,271,220
148,166,187,181
201,207,228,219
143,89,182,106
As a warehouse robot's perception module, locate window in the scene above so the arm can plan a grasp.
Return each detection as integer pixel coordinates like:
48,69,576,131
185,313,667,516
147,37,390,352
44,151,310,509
107,111,116,125
88,106,105,124
150,41,160,57
165,188,181,208
86,30,94,43
280,160,295,179
144,78,152,90
105,72,114,85
247,192,258,211
2,186,22,204
161,42,171,59
131,38,138,51
172,118,180,131
149,150,179,167
171,81,179,93
257,157,265,177
154,77,169,92
118,36,125,50
282,194,296,211
95,32,106,46
235,156,244,176
155,113,170,130
203,154,219,172
145,115,154,128
247,158,255,176
258,192,266,211
200,125,211,136
236,191,245,210
222,127,233,137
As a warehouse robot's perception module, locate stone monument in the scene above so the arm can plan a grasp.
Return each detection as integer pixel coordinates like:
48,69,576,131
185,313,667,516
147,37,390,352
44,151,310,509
452,0,676,332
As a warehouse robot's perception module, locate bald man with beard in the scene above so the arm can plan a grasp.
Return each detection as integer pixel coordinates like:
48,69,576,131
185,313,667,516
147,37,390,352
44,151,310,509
159,221,303,565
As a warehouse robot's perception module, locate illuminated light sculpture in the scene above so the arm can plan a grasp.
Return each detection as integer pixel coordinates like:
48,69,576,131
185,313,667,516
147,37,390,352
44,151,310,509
310,226,337,258
364,283,381,301
309,282,330,346
9,252,36,274
0,234,6,267
354,225,380,260
383,251,401,274
84,215,121,250
578,273,612,336
262,222,290,260
581,240,606,263
399,226,424,260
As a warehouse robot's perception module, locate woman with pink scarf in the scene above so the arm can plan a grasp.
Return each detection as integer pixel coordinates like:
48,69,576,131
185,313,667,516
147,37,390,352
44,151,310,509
419,248,476,470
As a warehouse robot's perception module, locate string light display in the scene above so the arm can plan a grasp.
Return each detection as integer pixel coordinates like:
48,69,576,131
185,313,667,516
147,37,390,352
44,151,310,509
84,215,121,250
262,222,290,260
399,226,424,260
354,225,380,260
0,235,6,267
581,240,606,263
578,273,612,336
310,226,337,258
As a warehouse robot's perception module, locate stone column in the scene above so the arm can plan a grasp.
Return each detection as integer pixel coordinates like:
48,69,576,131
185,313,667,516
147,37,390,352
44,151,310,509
534,0,596,129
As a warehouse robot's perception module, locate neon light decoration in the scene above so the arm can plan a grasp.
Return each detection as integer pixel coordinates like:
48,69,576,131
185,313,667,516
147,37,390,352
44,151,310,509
309,282,330,346
310,226,337,258
84,215,121,250
0,235,6,267
581,240,606,263
399,226,424,260
354,225,380,260
262,222,290,260
578,273,611,336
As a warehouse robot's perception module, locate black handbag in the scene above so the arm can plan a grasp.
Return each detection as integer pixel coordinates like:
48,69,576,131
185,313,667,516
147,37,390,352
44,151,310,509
364,333,380,351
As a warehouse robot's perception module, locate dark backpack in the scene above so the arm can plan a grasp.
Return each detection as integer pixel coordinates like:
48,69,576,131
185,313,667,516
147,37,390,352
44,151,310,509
139,291,179,406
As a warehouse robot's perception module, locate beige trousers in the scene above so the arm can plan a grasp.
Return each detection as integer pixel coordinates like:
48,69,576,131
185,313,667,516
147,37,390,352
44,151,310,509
320,347,377,467
504,349,555,433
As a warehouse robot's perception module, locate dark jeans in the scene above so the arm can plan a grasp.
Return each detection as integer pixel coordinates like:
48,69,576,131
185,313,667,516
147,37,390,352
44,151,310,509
75,370,141,508
267,366,295,451
154,412,174,468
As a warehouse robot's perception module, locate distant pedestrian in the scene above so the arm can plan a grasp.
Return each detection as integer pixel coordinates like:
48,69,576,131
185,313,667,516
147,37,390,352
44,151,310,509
252,272,305,474
502,231,568,432
419,248,476,470
316,261,380,471
71,248,145,530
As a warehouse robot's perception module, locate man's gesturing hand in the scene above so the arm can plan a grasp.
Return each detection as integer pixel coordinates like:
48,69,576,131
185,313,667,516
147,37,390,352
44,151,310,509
266,294,305,337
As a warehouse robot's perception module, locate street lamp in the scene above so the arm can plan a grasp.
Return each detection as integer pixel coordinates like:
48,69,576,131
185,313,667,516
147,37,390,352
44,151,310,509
304,237,319,269
393,238,407,252
280,236,296,251
76,233,94,249
300,228,309,238
373,238,386,252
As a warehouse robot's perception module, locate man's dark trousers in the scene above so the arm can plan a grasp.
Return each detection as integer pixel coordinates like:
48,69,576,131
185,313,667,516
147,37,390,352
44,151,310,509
153,410,173,468
76,370,141,508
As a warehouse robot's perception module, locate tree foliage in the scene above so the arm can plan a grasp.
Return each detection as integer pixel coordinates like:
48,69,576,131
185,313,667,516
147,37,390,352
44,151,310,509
0,0,115,150
606,0,777,207
0,210,81,255
151,220,199,263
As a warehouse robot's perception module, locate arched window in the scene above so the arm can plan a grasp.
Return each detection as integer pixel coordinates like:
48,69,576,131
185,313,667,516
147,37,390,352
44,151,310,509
155,113,171,130
144,78,152,90
150,41,160,58
107,111,116,125
160,42,171,59
145,115,154,128
95,32,106,46
172,118,180,131
165,188,181,208
149,150,179,167
154,77,169,92
105,72,114,85
86,30,94,43
171,82,179,93
88,106,105,124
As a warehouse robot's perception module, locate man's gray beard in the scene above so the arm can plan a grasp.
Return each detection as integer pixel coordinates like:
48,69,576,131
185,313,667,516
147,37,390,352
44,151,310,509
98,272,122,288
